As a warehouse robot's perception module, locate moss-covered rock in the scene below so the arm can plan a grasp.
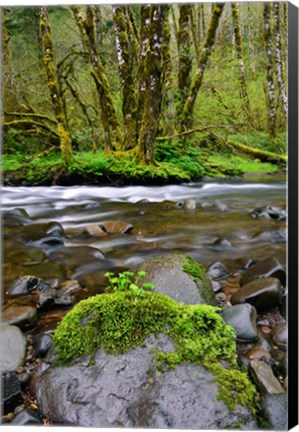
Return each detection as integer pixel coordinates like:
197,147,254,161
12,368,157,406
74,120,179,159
135,253,216,305
52,288,258,418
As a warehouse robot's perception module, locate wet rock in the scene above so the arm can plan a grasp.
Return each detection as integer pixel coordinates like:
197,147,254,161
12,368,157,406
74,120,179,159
211,280,222,292
240,257,286,287
21,222,65,249
17,372,31,386
59,279,82,296
271,323,287,351
215,292,227,306
29,334,52,360
215,200,229,212
251,229,286,243
243,259,256,270
183,198,196,210
279,292,287,318
231,277,283,311
213,238,232,247
222,304,258,341
37,288,74,310
249,360,285,395
3,208,30,227
207,261,229,280
2,372,22,414
85,224,108,237
10,408,43,425
45,222,65,238
99,220,133,234
49,246,105,269
2,304,37,329
250,206,281,220
200,201,213,209
32,334,256,429
245,348,271,361
135,254,216,305
260,393,287,430
1,325,27,371
8,275,50,297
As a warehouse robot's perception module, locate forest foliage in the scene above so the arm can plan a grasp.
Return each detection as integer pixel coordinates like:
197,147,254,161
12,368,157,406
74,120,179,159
2,2,287,184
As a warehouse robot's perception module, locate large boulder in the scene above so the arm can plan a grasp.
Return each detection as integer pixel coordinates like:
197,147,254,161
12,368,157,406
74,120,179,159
134,254,216,305
32,334,256,429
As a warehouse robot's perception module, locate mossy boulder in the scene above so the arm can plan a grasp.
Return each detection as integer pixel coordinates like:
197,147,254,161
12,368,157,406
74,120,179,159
134,254,216,305
33,289,258,427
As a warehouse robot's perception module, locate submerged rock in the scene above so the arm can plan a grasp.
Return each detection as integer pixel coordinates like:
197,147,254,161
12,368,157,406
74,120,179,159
135,254,216,305
99,220,133,234
32,334,256,429
8,275,50,297
1,325,27,372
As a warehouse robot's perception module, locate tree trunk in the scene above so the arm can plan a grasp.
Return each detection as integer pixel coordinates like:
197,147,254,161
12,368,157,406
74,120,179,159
263,3,276,137
190,5,200,64
39,7,73,164
246,3,256,79
113,6,137,149
231,3,252,125
273,2,288,118
180,3,225,133
177,5,193,117
72,6,122,151
137,5,167,163
160,7,175,135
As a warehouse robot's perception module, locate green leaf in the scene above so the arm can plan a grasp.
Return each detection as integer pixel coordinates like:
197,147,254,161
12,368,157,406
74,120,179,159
137,271,146,277
142,283,155,290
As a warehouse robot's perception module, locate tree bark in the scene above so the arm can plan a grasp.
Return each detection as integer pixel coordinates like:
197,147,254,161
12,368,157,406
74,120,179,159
263,3,276,137
177,5,193,117
180,3,225,133
39,7,73,164
273,2,288,118
72,6,122,151
190,5,200,64
231,3,252,125
137,5,167,163
113,6,137,149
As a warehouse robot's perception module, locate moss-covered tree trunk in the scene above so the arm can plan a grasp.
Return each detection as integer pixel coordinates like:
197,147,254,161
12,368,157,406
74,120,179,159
231,3,252,125
160,7,175,135
263,3,276,138
180,3,225,133
113,6,137,150
72,6,122,152
177,5,193,117
273,2,288,119
39,7,73,164
190,5,200,64
246,3,256,79
137,5,167,164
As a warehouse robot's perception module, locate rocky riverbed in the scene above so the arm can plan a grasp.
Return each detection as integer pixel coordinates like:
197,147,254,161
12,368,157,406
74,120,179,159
1,179,287,428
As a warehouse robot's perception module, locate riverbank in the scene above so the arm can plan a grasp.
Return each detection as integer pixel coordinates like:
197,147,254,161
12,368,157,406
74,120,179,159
2,146,285,187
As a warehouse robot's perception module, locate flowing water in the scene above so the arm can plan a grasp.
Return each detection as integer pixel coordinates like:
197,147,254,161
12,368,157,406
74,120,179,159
2,176,287,331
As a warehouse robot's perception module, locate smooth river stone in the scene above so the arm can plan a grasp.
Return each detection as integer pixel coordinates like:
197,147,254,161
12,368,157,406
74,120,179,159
271,323,287,351
1,325,27,371
2,304,37,328
249,360,285,395
222,304,258,341
260,393,287,430
207,261,229,280
240,257,286,287
8,275,50,297
99,221,133,234
230,277,283,311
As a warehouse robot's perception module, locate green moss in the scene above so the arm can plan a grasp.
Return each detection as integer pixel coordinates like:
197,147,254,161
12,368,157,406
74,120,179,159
52,289,258,413
182,255,208,280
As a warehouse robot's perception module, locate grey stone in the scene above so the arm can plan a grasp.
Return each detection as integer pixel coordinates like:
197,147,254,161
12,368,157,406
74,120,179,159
183,198,196,210
134,254,216,305
230,277,283,311
207,261,229,280
8,275,50,297
271,323,287,351
1,325,27,371
222,304,258,341
3,372,22,414
260,393,288,430
249,360,285,395
32,334,256,429
10,408,43,425
240,257,286,287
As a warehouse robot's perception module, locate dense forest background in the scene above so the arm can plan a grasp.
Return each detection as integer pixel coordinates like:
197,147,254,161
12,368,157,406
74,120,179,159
2,2,287,185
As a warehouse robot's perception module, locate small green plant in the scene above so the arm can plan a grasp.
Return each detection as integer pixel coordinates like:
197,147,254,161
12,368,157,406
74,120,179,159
104,270,155,298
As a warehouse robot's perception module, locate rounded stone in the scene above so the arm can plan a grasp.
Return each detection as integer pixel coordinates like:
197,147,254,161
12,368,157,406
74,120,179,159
1,325,27,371
240,257,286,287
2,304,37,329
8,275,49,297
222,304,258,341
230,277,283,311
207,261,229,280
271,323,287,351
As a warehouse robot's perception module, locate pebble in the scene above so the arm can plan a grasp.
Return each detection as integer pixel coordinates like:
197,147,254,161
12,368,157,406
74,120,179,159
230,277,283,311
10,408,43,425
29,333,52,359
213,238,232,247
207,261,229,280
222,304,258,341
183,198,196,210
8,275,50,297
240,257,286,287
249,360,285,395
271,323,287,351
245,348,271,361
